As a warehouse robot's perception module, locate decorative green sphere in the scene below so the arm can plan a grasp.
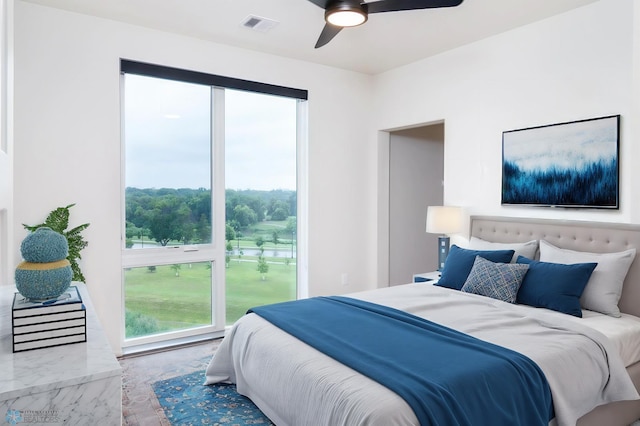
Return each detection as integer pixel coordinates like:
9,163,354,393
20,227,68,263
15,260,73,301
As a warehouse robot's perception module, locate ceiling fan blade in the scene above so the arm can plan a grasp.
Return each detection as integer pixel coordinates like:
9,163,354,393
315,24,343,48
306,0,331,9
367,0,463,14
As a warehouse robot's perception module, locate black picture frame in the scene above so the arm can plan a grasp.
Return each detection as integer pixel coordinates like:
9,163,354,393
502,115,620,209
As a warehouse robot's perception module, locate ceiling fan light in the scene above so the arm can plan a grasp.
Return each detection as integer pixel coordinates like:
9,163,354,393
326,9,367,27
324,2,367,27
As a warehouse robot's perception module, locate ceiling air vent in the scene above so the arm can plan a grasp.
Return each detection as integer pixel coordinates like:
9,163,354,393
241,15,279,33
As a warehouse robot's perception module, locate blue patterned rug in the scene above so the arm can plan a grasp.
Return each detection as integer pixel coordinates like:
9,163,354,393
152,370,274,425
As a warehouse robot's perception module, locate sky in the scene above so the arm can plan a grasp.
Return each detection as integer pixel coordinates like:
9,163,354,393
124,74,298,191
503,116,618,171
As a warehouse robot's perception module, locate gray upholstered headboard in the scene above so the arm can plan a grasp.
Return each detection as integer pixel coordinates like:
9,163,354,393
470,216,640,318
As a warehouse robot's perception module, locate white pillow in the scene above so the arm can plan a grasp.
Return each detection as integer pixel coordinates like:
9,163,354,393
539,240,636,317
468,237,538,263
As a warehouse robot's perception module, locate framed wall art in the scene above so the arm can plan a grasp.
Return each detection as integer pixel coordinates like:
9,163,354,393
501,115,620,209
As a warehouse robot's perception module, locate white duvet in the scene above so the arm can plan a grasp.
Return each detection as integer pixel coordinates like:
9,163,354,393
205,284,639,426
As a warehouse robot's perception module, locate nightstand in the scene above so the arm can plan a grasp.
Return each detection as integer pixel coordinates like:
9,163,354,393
413,271,441,284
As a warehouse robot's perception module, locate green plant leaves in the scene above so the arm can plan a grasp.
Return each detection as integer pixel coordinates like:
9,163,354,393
23,203,90,283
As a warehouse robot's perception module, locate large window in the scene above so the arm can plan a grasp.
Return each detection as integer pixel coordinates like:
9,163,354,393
121,61,307,351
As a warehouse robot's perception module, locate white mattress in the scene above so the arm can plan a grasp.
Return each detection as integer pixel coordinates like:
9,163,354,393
575,310,640,367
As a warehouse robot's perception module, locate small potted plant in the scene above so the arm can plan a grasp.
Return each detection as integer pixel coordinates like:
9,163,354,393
23,203,90,283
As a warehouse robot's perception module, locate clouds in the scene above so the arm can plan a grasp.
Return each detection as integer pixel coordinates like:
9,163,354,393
124,75,297,191
225,89,297,191
503,117,618,172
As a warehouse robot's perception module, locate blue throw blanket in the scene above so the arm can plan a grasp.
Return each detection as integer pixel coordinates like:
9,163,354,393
249,296,553,426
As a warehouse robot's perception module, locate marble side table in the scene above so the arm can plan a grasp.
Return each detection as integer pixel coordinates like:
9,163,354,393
0,283,121,425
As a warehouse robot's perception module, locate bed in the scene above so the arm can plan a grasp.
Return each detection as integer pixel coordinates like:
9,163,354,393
205,216,640,425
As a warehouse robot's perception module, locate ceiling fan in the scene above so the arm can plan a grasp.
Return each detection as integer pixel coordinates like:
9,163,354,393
308,0,464,48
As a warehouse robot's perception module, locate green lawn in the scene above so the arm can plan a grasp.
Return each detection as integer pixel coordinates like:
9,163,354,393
225,258,296,322
124,258,296,338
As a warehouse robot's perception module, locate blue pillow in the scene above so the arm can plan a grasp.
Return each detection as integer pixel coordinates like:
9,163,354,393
435,245,515,290
516,256,597,317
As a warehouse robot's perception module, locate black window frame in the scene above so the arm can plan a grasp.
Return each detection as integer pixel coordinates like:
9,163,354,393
120,59,308,100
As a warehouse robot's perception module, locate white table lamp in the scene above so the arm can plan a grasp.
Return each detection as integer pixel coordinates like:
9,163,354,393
426,206,464,271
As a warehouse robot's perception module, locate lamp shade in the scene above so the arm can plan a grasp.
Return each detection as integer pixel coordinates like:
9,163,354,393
426,206,464,235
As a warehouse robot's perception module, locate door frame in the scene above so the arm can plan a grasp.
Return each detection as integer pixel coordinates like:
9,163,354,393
377,120,445,288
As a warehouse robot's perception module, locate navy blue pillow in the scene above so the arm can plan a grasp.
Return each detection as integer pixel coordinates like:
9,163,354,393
516,256,597,317
435,245,515,291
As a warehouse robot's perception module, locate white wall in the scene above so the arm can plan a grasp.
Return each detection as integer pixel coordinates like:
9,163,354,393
373,0,638,229
0,0,14,287
12,2,375,354
632,0,640,221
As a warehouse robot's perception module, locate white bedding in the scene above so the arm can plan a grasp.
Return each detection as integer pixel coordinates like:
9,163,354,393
205,284,639,426
576,310,640,367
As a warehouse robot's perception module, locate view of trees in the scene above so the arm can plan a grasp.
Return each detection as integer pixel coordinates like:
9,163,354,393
124,187,297,336
502,158,617,206
125,187,296,248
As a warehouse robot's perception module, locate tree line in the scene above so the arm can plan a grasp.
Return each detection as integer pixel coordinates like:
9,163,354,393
125,187,296,247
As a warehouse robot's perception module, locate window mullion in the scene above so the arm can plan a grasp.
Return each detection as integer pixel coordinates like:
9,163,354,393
212,86,226,329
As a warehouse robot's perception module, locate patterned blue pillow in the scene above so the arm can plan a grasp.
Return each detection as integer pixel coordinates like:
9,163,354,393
461,256,529,303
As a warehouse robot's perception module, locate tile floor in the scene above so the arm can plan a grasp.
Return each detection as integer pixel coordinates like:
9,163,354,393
119,339,221,426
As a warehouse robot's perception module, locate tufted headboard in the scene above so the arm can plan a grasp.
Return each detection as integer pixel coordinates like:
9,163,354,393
470,216,640,318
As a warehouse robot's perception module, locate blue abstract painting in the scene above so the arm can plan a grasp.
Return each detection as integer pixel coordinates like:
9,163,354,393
502,115,619,208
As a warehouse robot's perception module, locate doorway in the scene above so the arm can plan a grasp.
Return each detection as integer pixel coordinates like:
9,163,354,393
388,123,444,285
